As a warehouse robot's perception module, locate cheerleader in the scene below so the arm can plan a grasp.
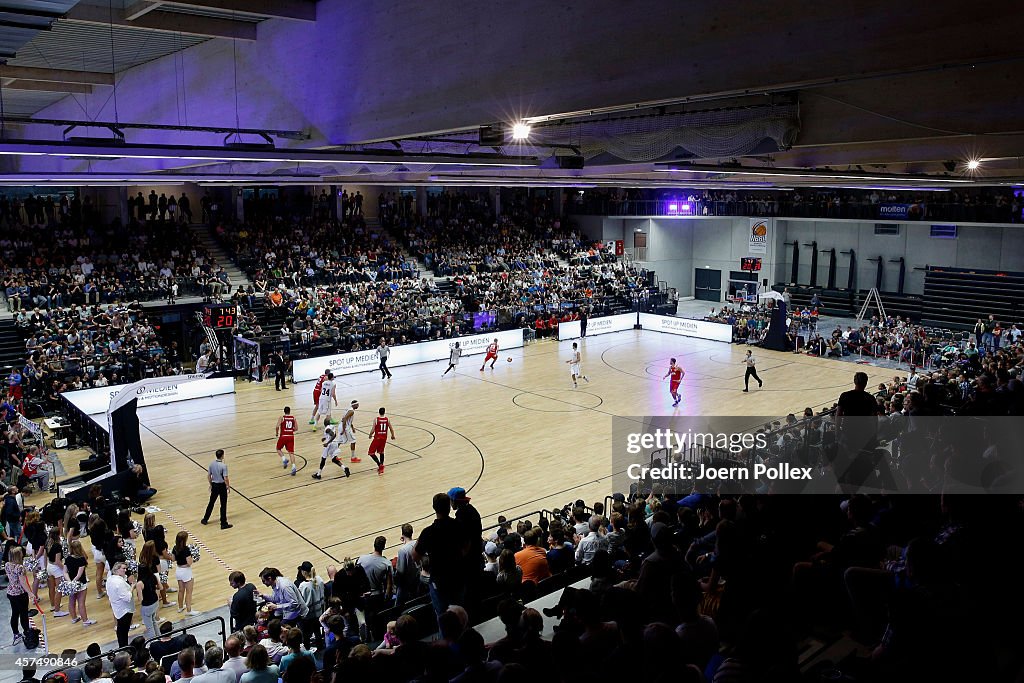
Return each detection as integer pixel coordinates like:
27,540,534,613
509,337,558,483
63,504,82,547
88,516,110,598
173,531,199,616
137,541,162,638
23,509,45,600
142,513,175,606
45,527,69,616
64,539,95,625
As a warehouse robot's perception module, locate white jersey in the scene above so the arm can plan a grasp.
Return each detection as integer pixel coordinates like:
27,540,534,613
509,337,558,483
449,347,462,366
318,380,335,410
570,350,582,374
322,428,339,458
338,409,357,444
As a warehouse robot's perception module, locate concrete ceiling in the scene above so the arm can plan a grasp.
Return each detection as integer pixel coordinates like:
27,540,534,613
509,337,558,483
2,0,1022,189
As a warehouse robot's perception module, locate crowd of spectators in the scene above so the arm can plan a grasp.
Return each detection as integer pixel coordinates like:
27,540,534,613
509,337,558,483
2,215,227,312
220,209,653,354
27,461,1021,683
8,302,183,414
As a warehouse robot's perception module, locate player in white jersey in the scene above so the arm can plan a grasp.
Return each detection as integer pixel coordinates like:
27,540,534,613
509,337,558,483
311,424,350,480
441,341,462,377
334,399,361,463
566,342,589,388
312,372,337,430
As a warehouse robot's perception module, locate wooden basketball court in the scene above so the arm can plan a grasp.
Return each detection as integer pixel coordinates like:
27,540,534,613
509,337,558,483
42,330,890,649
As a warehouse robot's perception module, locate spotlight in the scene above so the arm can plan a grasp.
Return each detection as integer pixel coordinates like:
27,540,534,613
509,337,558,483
511,122,531,141
966,159,981,171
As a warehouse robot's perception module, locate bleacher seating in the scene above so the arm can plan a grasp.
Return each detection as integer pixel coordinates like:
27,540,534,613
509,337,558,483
921,266,1024,329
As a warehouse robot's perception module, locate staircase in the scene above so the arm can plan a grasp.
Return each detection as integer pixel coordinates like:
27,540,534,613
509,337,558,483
189,224,252,290
370,216,434,279
0,318,23,371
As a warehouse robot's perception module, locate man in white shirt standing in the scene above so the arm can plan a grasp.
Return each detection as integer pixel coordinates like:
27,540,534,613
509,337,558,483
105,562,138,646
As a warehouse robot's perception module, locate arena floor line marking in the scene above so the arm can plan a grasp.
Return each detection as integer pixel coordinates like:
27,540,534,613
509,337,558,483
156,507,233,572
139,422,342,564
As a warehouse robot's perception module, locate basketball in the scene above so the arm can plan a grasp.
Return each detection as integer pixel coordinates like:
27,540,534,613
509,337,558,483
507,357,513,362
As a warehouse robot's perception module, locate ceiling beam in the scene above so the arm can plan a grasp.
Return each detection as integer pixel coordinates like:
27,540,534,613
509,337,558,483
1,79,93,94
64,4,257,40
0,65,113,86
158,0,315,22
123,1,164,20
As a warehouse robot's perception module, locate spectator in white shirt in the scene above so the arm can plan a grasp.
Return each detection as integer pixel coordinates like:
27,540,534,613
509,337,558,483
575,516,608,565
105,562,138,646
191,647,234,683
221,636,248,683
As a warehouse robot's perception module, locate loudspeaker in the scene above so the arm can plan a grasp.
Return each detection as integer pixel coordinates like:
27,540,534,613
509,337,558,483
556,155,585,169
479,125,504,146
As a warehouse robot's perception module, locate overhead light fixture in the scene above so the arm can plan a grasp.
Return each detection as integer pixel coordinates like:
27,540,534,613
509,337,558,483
966,159,981,171
511,122,531,141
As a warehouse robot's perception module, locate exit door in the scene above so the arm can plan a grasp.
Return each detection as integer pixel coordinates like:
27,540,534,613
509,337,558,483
694,268,722,302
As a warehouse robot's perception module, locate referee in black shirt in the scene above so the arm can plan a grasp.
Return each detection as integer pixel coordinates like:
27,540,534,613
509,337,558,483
742,349,763,392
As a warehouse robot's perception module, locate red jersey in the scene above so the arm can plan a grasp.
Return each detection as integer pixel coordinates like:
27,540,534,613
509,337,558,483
668,366,683,384
280,415,297,436
313,373,327,402
371,416,391,440
486,342,498,356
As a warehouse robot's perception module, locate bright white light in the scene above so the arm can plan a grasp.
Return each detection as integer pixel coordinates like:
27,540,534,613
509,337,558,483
966,159,981,171
511,122,531,141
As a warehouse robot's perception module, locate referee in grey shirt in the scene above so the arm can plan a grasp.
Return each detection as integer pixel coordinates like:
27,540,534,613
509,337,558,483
742,349,763,392
202,449,232,529
377,338,392,379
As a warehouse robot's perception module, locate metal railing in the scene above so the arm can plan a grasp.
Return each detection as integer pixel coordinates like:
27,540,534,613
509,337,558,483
568,199,1023,224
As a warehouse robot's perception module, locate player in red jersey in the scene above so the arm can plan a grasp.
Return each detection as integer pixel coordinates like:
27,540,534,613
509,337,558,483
275,406,299,475
309,368,330,425
662,358,685,407
480,339,499,371
367,407,396,475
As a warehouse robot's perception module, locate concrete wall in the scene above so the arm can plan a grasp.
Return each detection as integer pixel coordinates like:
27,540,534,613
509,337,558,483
575,216,782,301
777,219,1024,294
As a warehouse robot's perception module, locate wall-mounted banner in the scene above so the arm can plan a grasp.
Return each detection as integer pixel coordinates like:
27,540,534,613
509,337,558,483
558,313,636,340
748,218,769,254
292,328,525,383
878,204,911,220
639,313,733,343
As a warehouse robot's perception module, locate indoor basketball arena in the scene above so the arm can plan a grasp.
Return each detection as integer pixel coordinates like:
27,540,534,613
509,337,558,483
0,2,1021,682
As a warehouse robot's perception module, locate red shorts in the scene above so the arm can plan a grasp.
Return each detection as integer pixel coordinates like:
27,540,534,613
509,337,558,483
368,437,388,455
484,352,497,361
8,386,21,400
669,382,681,393
276,435,295,452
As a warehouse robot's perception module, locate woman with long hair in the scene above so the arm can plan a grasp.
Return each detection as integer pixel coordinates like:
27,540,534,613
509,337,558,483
63,504,81,545
88,516,109,598
5,545,32,645
240,644,279,683
65,539,96,625
23,509,45,600
45,526,69,616
137,540,162,638
117,511,138,565
142,513,174,606
172,531,198,615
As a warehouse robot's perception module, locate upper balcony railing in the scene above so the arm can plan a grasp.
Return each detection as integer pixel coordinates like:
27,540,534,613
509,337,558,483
567,198,1023,224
